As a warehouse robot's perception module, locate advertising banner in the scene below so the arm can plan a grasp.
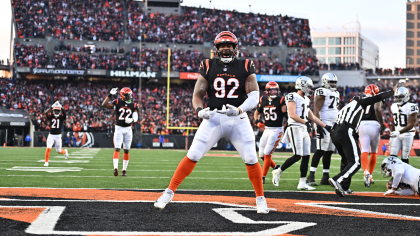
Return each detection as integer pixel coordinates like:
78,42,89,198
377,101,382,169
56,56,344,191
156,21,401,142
31,68,86,76
107,70,159,78
0,109,30,127
255,75,300,83
179,72,200,80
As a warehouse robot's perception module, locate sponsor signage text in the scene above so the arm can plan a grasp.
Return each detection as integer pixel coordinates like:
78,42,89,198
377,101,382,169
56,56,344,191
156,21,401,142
179,72,200,80
108,70,158,78
31,68,86,76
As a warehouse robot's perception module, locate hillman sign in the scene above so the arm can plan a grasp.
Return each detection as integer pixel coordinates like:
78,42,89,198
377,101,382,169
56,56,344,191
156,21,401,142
107,70,159,78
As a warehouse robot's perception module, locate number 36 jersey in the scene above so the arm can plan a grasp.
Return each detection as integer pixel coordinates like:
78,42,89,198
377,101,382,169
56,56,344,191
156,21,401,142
391,102,419,132
199,58,256,110
112,99,138,127
257,96,286,127
285,92,310,127
314,87,339,122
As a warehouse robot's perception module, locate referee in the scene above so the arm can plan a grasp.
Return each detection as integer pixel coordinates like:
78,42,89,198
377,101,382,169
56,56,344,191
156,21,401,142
329,84,397,197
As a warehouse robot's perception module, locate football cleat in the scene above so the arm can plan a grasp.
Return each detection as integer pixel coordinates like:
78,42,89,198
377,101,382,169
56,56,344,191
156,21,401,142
272,166,281,187
262,176,265,184
328,178,345,197
306,172,318,186
297,182,316,190
370,176,375,185
344,189,354,194
364,171,371,187
64,149,69,159
122,170,127,176
256,196,269,214
44,162,49,167
114,168,118,176
320,172,330,185
154,188,174,210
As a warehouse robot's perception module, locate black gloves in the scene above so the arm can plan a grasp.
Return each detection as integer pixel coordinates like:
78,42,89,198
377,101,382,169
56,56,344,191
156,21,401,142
325,125,332,133
305,121,313,134
316,125,325,138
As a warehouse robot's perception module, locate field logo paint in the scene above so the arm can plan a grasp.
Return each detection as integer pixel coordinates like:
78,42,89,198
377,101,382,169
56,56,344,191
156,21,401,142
7,167,83,173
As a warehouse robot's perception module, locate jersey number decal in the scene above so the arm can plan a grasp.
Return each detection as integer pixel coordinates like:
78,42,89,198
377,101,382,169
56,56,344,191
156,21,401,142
365,105,371,114
300,104,308,120
263,107,277,121
329,96,338,109
51,119,60,129
393,113,408,126
411,105,419,112
118,108,132,120
316,89,324,96
214,77,239,98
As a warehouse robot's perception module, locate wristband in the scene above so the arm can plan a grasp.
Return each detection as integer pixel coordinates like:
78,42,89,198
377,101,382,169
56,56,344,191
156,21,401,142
107,94,113,98
196,107,203,113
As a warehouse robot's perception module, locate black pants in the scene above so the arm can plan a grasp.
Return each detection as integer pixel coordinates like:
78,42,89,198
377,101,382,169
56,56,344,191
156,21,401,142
331,125,361,191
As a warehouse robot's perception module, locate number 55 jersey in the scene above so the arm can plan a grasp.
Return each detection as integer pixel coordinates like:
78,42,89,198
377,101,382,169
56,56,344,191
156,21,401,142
257,96,286,127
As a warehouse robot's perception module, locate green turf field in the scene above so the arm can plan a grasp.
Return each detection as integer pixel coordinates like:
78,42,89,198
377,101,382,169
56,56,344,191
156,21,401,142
0,147,419,192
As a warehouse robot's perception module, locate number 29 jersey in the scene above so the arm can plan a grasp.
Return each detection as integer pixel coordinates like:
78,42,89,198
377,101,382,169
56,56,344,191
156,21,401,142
112,99,138,127
257,96,286,127
314,87,339,122
199,58,256,110
391,102,419,132
285,92,310,127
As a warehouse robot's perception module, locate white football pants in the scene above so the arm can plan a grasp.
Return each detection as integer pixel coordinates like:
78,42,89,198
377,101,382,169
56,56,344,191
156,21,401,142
359,120,380,153
114,125,133,150
46,134,63,152
259,127,283,157
390,132,415,160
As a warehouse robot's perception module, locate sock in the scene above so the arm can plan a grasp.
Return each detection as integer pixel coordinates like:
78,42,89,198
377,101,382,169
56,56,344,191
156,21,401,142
300,155,310,178
270,159,276,169
113,151,119,169
123,160,129,170
168,156,197,191
323,151,333,170
402,159,409,164
246,163,264,197
45,148,51,163
361,152,369,173
123,153,129,170
281,155,301,171
59,150,66,154
310,150,324,171
323,169,330,173
368,153,377,175
262,154,272,177
299,177,306,184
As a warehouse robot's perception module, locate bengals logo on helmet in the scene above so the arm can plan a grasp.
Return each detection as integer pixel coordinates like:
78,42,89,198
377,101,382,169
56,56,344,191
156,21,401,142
214,31,238,64
364,84,379,97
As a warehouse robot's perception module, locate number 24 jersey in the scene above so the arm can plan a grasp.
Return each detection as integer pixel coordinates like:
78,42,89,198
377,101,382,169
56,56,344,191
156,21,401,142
285,92,310,127
391,102,419,132
112,99,138,127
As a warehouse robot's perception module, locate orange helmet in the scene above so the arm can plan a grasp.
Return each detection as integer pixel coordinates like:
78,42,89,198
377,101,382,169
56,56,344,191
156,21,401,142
214,31,238,64
364,84,379,97
120,87,133,102
265,81,280,99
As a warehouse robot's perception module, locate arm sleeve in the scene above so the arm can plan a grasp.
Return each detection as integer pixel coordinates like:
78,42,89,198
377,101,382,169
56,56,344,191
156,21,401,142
244,60,256,78
199,59,210,81
391,163,405,189
238,91,259,113
359,90,393,108
256,97,263,113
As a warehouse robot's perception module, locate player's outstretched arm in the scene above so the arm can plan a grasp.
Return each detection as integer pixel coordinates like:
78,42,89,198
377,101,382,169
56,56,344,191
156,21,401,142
374,101,384,128
44,107,52,118
308,110,326,128
102,97,114,109
192,75,209,111
359,84,397,108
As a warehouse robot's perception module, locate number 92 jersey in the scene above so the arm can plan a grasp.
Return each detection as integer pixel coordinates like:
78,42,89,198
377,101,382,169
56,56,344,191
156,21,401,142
285,92,310,127
314,88,339,122
199,58,256,110
112,99,138,127
391,102,419,132
257,96,286,127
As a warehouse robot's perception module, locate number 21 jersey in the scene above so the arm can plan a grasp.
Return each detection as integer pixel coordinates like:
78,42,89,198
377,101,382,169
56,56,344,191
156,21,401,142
199,58,256,110
112,99,138,127
285,92,310,127
47,109,66,135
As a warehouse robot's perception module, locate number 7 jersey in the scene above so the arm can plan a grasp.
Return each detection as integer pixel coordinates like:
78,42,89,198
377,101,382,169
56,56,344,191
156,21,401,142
391,102,419,132
112,99,138,127
285,92,310,127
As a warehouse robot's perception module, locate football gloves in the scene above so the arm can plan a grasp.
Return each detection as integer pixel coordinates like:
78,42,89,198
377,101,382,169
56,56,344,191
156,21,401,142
325,125,332,133
316,125,325,138
218,104,241,116
108,87,118,98
305,121,313,134
198,107,217,119
256,120,265,129
125,117,134,124
390,131,400,138
383,189,395,196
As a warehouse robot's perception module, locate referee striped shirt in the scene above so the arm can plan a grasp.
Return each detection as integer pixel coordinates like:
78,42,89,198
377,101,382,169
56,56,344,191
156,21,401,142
336,90,393,131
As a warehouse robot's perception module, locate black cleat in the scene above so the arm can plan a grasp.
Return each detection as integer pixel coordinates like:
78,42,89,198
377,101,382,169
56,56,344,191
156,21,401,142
122,170,127,176
273,165,280,170
114,168,118,176
306,172,318,186
328,178,345,197
320,173,330,185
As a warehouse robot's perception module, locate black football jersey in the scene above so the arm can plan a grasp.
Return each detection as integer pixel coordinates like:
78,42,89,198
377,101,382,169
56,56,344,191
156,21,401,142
361,102,379,121
112,99,138,127
199,58,256,110
47,109,66,135
257,96,286,127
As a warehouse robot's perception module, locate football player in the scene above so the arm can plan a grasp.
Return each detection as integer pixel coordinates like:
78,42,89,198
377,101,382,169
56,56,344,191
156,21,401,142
254,81,286,185
44,101,69,166
102,87,139,176
155,31,269,214
273,76,332,190
381,156,420,196
389,87,419,164
359,84,385,187
307,73,339,186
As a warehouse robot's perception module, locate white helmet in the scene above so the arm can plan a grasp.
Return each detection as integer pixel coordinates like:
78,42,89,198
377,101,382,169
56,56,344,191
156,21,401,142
380,156,401,177
394,87,410,105
321,73,338,91
295,76,314,96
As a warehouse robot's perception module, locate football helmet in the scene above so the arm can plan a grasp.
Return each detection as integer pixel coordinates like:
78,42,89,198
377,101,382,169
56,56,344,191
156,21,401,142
321,73,338,91
265,81,280,99
380,156,401,177
52,105,62,118
214,31,238,64
295,76,314,96
394,87,410,105
364,84,379,97
120,87,133,103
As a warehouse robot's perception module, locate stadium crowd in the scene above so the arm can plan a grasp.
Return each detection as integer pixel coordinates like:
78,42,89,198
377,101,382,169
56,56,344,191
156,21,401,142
286,52,319,76
368,67,420,76
15,43,49,67
13,0,48,38
278,15,312,48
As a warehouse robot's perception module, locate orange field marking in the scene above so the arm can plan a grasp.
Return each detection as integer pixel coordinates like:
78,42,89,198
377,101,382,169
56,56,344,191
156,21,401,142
0,207,46,223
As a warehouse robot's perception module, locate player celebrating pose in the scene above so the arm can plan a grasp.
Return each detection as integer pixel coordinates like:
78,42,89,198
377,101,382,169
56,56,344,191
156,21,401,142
44,101,69,166
389,87,419,164
359,84,385,187
381,156,420,196
254,81,286,185
272,76,332,190
102,87,139,176
155,31,268,214
307,73,339,186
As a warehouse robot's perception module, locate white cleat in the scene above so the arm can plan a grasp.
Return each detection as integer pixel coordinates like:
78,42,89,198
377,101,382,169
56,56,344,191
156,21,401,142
44,162,49,167
272,167,281,187
364,171,371,187
64,149,69,159
154,188,174,210
256,196,269,214
297,182,316,190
